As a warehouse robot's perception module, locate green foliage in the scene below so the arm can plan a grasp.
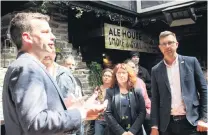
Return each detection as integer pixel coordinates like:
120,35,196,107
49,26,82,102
88,62,102,88
36,1,49,14
75,7,83,19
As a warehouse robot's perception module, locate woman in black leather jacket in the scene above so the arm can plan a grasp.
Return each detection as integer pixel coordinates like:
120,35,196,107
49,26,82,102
104,63,146,135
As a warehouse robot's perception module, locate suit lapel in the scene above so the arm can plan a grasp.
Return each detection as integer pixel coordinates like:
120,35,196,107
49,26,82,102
39,63,67,110
160,62,171,93
178,55,186,92
129,89,136,119
114,86,121,118
114,87,137,120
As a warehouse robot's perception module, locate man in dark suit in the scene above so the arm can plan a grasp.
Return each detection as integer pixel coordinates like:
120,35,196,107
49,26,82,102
3,12,107,135
150,31,207,135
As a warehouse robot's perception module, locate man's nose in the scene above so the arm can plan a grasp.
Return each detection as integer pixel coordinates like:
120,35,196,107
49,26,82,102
51,33,56,41
120,74,124,77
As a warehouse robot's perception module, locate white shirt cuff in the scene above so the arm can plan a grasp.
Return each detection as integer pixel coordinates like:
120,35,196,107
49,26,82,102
151,126,158,129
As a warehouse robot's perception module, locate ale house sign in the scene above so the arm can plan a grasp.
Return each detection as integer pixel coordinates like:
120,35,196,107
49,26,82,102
104,23,159,53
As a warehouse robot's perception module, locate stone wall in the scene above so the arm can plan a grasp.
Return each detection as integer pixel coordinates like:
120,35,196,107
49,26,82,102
1,13,18,68
49,12,93,95
0,68,7,121
1,9,93,93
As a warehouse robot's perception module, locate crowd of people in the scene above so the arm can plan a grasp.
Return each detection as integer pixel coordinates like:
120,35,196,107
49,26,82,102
2,12,208,135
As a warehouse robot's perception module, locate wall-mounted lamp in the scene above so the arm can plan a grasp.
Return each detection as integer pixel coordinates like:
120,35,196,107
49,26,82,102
162,2,197,27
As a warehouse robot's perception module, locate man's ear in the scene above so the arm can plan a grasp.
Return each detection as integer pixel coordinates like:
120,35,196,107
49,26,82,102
158,45,161,50
176,42,179,48
22,32,32,44
158,45,163,53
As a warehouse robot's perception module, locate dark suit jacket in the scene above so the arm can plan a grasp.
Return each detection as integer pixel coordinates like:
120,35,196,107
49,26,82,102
151,55,207,132
2,52,81,135
104,86,146,135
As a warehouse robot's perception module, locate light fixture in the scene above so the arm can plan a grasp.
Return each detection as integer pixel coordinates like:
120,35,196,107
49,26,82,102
162,2,197,27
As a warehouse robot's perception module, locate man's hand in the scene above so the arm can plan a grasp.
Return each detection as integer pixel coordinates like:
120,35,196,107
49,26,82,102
122,132,129,135
67,92,108,120
64,94,77,108
197,120,208,132
65,94,86,108
151,128,159,135
84,92,108,120
127,131,134,135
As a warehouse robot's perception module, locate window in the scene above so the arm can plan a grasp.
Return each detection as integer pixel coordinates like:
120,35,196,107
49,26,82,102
137,0,195,13
101,0,137,12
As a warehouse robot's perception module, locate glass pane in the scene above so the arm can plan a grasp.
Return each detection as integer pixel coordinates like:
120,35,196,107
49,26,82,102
141,0,172,9
101,0,137,11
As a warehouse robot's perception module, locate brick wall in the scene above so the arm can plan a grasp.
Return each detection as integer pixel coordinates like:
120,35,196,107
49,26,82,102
0,8,94,121
1,13,18,67
49,12,93,95
1,11,93,92
0,68,7,121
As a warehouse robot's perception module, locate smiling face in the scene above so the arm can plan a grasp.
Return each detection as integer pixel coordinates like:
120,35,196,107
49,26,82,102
22,19,56,59
159,35,178,59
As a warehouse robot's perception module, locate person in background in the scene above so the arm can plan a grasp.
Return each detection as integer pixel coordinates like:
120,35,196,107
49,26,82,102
130,52,151,97
105,63,146,135
94,68,113,135
42,51,84,135
62,55,84,97
3,12,106,135
42,51,81,100
151,31,207,135
63,55,76,70
125,59,151,135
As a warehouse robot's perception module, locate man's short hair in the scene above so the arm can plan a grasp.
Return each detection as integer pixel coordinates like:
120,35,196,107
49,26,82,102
129,51,140,58
63,55,75,64
159,31,176,40
8,12,50,50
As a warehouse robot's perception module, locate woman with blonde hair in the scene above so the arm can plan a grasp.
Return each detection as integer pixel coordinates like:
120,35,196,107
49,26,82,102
104,63,146,135
94,68,113,135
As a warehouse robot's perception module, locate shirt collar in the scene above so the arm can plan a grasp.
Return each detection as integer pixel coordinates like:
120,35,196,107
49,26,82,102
164,54,178,68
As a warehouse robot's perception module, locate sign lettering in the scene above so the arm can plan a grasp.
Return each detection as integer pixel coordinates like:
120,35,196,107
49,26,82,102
104,23,159,53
